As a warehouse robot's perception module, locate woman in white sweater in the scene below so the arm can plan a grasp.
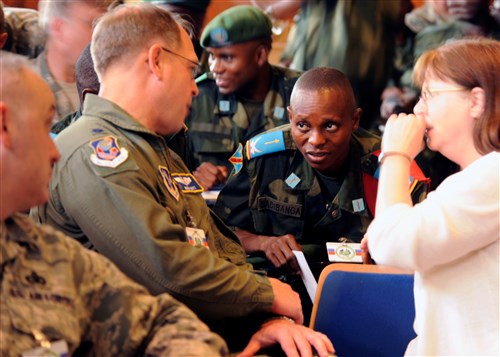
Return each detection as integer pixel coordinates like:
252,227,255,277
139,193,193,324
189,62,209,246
363,38,500,356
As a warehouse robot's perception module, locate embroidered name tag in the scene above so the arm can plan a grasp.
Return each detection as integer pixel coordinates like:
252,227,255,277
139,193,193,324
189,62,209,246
257,196,302,218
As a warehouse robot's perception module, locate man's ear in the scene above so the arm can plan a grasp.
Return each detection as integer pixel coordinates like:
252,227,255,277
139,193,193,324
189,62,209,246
287,106,293,123
469,87,485,120
352,107,362,131
147,44,164,79
0,102,12,149
256,45,269,67
0,32,8,49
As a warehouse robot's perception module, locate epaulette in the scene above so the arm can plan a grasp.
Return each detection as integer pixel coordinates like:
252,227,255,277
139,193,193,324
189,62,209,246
244,129,287,160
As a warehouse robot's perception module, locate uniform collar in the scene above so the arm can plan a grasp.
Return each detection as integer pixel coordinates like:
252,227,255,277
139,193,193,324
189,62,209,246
285,136,369,215
82,94,158,136
0,215,34,268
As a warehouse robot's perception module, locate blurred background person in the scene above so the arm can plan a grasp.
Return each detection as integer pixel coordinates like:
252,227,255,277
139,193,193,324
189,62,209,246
0,2,44,57
255,0,404,132
32,0,110,123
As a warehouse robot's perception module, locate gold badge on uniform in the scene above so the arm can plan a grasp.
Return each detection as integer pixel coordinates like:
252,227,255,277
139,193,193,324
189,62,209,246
159,165,179,201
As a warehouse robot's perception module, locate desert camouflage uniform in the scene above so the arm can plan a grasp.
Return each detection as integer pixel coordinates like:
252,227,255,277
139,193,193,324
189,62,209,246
0,213,228,357
3,7,45,58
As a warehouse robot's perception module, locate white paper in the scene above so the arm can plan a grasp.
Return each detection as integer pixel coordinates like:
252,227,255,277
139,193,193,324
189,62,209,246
201,190,220,201
292,250,318,303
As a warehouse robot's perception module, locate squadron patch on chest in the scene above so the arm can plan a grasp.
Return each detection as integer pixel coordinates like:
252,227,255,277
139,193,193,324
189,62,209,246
172,173,203,193
89,136,128,168
257,196,302,218
159,165,180,201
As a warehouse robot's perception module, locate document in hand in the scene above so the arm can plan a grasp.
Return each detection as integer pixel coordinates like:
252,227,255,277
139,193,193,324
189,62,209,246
292,250,318,303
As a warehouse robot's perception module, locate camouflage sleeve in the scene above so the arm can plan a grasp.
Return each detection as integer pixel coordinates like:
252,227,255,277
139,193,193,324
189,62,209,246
66,236,228,356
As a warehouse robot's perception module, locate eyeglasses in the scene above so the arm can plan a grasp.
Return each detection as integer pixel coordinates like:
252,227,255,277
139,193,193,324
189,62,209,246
419,87,467,103
161,47,201,79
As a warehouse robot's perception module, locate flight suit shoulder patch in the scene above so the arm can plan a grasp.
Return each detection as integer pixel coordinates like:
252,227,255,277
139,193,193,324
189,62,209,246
89,135,128,168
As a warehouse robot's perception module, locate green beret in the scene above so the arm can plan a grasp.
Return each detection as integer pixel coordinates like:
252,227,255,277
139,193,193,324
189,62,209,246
200,5,272,48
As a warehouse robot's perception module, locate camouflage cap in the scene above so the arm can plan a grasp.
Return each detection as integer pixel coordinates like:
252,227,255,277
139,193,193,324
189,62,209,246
200,5,272,48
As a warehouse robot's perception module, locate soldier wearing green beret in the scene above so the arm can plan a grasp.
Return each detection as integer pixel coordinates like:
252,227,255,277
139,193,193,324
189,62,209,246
184,5,301,190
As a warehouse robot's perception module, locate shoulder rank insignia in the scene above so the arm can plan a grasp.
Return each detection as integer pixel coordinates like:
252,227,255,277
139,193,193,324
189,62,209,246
229,143,244,175
159,165,179,201
89,136,128,168
245,130,286,160
172,173,203,193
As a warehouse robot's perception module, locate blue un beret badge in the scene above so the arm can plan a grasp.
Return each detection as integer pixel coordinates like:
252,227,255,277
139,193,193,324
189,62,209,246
89,136,128,168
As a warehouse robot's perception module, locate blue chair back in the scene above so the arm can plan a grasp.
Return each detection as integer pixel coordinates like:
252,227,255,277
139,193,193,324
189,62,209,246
310,264,416,357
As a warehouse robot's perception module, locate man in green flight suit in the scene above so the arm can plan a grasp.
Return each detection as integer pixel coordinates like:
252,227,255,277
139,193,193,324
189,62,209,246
31,4,334,356
184,5,301,190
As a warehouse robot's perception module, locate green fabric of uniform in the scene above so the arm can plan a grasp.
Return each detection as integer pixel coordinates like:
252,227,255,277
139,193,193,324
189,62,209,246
281,0,401,129
200,5,272,48
31,94,273,322
185,65,300,170
214,124,382,264
1,214,228,356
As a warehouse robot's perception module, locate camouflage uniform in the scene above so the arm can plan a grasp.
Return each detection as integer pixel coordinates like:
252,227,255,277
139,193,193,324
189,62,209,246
31,94,274,322
1,213,228,357
280,0,401,129
30,50,78,124
214,124,381,269
3,7,45,58
185,65,300,171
